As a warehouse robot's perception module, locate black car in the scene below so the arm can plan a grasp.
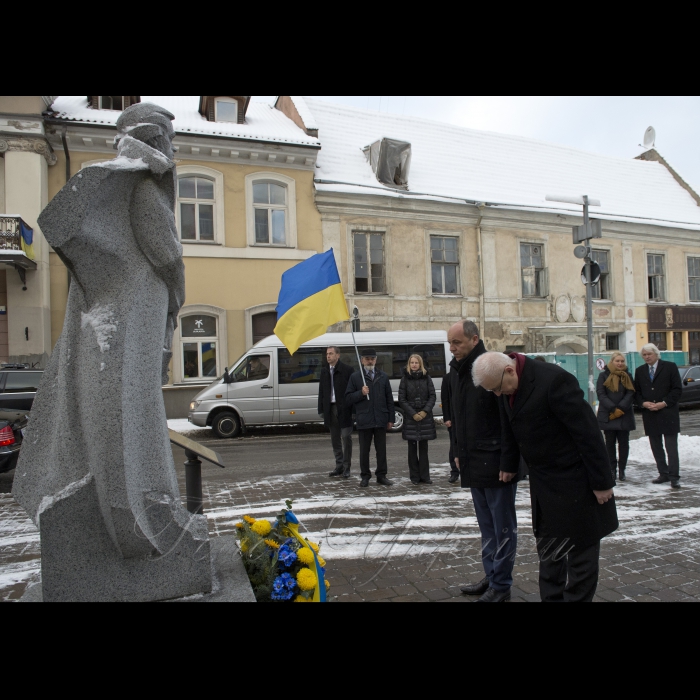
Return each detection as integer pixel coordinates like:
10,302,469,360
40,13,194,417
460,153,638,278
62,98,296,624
0,365,43,411
0,408,28,474
678,366,700,405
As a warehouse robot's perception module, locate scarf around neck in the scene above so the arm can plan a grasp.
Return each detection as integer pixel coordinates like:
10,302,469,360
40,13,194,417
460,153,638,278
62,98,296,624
603,362,635,393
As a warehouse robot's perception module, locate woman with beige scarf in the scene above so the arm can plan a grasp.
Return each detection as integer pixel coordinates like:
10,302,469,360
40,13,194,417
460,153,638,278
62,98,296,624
596,351,636,482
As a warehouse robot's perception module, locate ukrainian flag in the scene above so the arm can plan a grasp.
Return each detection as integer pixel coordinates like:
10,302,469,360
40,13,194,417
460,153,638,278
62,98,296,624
275,249,349,355
19,221,35,261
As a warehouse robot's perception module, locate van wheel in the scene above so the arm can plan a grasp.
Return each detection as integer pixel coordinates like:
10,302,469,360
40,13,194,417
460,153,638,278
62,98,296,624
211,412,241,439
391,409,404,433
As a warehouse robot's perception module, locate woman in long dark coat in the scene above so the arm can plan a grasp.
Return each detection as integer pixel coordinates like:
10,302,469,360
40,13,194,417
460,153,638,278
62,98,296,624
399,354,437,485
596,351,636,482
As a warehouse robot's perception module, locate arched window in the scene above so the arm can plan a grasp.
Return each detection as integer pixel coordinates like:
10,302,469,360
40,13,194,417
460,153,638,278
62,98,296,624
99,96,125,110
178,175,215,242
180,314,219,381
245,172,298,249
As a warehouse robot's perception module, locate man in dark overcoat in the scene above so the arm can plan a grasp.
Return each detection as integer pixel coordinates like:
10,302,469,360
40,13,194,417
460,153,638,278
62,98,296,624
345,348,395,488
448,321,519,603
634,343,683,488
318,346,355,479
440,374,460,484
473,351,618,603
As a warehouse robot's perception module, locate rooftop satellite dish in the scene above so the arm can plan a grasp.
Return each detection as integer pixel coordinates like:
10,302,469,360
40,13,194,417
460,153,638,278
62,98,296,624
643,126,656,150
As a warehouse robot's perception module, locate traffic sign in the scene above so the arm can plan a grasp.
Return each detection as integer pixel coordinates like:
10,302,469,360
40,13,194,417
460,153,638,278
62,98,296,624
581,262,602,286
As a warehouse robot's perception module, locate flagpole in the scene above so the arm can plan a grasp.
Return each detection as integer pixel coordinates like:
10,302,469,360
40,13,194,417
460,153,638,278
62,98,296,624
350,326,370,401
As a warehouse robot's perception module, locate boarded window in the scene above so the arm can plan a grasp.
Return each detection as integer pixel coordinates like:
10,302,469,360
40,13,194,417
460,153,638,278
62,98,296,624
253,312,277,345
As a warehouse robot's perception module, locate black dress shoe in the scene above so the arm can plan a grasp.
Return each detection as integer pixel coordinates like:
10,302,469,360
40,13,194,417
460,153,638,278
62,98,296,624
329,468,344,478
618,470,626,482
411,479,420,485
359,479,369,488
377,476,393,486
448,475,459,484
422,480,433,485
476,587,511,603
652,476,670,484
671,480,681,489
460,576,490,596
342,469,351,479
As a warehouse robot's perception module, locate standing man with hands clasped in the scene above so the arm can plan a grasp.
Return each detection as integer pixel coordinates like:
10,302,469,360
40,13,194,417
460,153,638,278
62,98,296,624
345,349,395,488
473,351,618,603
634,343,683,488
319,347,355,479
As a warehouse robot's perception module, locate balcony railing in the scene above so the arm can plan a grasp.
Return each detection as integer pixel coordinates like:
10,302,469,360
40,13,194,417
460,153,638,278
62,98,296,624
0,216,35,260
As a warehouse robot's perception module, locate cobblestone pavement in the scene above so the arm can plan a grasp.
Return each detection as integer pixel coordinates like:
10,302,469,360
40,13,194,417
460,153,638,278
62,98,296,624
2,408,700,602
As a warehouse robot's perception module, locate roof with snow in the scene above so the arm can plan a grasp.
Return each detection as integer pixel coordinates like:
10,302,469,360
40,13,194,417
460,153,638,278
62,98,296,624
48,96,320,148
305,97,700,230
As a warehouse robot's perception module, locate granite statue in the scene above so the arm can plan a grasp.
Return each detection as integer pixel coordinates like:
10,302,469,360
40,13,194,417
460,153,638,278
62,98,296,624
13,103,212,602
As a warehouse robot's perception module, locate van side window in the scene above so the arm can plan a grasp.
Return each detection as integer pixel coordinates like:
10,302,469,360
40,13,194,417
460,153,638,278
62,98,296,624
3,372,43,393
231,355,270,383
375,345,448,379
278,348,324,384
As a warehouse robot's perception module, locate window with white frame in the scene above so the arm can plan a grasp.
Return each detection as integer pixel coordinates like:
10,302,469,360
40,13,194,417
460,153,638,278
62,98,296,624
647,253,666,302
431,236,460,295
99,96,126,110
181,314,219,381
688,257,700,302
591,249,611,300
215,98,238,123
520,242,548,298
178,175,215,242
253,181,288,246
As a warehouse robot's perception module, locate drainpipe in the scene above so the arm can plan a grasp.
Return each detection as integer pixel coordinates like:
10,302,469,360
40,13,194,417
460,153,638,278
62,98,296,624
60,127,71,182
475,203,486,335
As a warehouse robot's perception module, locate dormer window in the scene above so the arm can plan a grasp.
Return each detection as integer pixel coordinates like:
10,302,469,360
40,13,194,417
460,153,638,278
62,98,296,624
216,98,238,123
363,138,412,190
199,96,250,124
89,96,141,111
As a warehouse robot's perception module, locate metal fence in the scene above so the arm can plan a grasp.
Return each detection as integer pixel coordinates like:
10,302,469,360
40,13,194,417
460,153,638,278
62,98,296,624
0,216,23,251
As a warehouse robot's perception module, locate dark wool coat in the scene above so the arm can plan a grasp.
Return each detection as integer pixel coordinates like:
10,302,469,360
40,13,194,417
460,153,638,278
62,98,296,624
318,360,355,429
398,370,437,442
448,340,516,490
634,360,682,436
345,369,396,430
441,374,452,424
499,358,618,547
596,370,636,432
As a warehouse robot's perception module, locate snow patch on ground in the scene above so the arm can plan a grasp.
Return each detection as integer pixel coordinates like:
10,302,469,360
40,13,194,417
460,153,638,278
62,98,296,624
167,418,211,440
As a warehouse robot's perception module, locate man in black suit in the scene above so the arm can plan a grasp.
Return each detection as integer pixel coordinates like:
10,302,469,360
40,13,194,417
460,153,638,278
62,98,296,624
318,347,355,479
634,343,683,488
440,374,460,484
473,351,618,603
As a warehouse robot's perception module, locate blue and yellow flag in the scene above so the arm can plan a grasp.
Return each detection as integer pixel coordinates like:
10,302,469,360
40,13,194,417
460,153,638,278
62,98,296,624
19,221,35,260
275,249,349,355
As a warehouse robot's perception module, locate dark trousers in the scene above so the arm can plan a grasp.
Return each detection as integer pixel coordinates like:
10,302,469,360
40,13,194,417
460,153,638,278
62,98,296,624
649,434,680,480
330,405,353,471
604,430,630,472
358,427,388,479
408,440,430,482
447,426,459,477
471,483,518,592
537,538,600,602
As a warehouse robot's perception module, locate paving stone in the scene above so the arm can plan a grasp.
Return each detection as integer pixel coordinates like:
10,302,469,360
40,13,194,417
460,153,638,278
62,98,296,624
360,588,397,601
392,584,420,597
424,588,452,601
390,594,430,602
414,579,448,592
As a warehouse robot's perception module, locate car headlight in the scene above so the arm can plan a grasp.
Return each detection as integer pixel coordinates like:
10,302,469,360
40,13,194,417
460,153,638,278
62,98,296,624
189,401,201,411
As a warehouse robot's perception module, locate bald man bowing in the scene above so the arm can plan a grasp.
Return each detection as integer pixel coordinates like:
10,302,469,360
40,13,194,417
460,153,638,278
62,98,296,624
472,352,618,603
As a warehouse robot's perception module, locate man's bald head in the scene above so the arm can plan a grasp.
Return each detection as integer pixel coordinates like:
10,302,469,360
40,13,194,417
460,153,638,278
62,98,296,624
448,320,480,361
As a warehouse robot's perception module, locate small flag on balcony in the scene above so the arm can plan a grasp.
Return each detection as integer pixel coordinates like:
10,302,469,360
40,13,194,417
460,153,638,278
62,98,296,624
19,221,35,260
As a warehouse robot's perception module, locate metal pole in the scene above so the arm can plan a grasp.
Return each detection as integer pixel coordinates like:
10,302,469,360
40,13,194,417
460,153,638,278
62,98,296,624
583,196,595,406
184,449,204,515
350,326,370,400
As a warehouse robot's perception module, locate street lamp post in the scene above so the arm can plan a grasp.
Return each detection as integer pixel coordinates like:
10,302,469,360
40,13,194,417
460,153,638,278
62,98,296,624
546,194,603,406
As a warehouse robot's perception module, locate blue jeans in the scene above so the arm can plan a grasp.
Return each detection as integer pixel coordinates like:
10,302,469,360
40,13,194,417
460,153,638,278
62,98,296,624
471,483,518,592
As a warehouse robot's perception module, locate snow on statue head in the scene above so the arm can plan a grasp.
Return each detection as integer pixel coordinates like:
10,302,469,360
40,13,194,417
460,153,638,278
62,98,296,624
114,102,176,159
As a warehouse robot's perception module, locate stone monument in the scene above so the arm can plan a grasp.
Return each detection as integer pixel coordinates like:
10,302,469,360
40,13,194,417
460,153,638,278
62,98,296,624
13,103,213,602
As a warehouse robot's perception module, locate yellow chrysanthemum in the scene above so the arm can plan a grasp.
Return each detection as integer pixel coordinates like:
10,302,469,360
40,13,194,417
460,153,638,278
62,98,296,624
318,556,326,568
307,541,320,553
264,539,280,550
297,568,317,591
297,548,315,565
294,595,310,603
325,579,330,591
251,520,272,536
235,522,244,530
243,515,256,524
240,540,249,553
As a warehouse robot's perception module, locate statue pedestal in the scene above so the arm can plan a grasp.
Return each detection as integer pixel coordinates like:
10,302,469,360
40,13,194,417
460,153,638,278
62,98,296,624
20,536,256,603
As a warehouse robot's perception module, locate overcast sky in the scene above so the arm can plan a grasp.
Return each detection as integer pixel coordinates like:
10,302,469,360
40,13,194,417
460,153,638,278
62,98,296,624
254,96,700,193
